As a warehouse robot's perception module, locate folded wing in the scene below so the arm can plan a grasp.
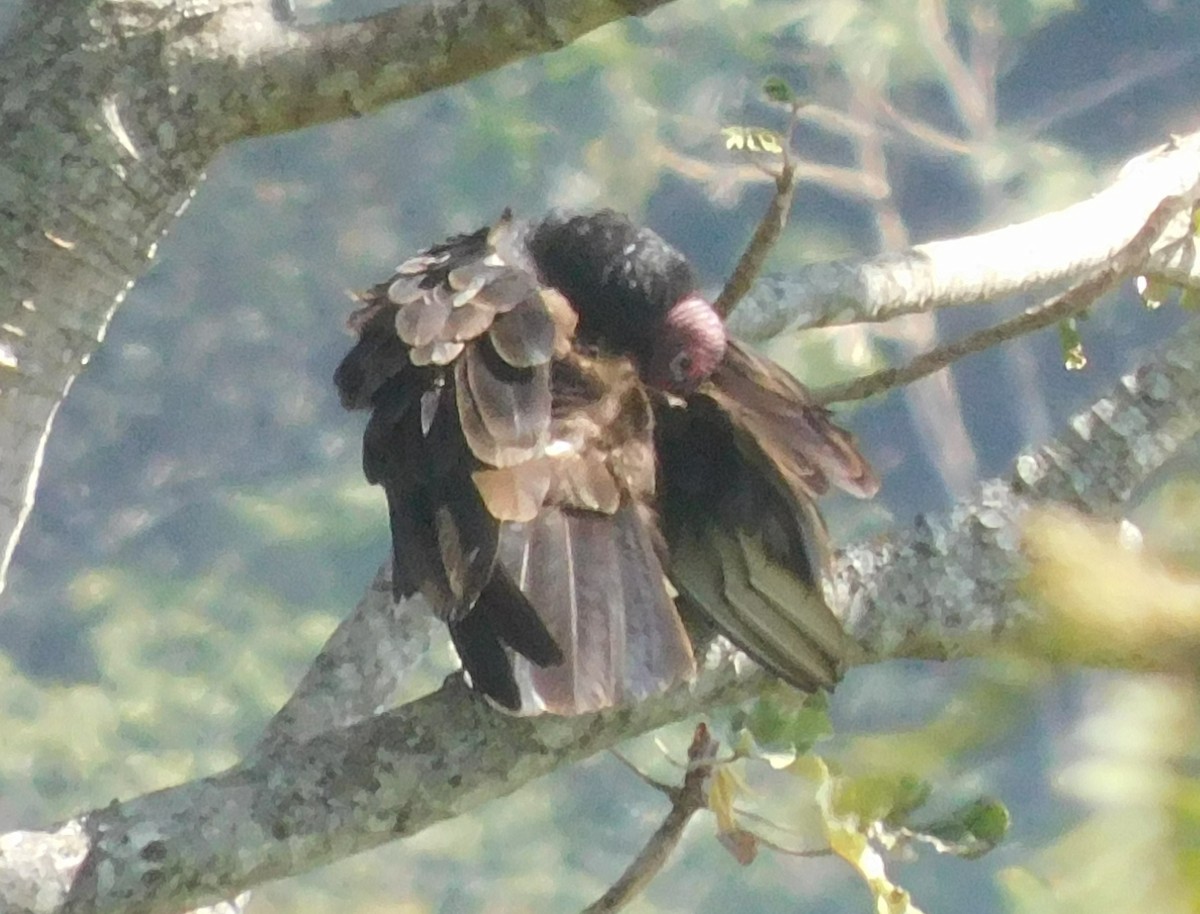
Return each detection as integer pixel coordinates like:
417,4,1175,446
656,341,877,691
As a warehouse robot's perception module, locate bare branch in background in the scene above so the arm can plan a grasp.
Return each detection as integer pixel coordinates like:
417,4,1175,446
873,95,973,158
656,145,888,205
583,725,720,914
917,0,993,138
1018,48,1197,138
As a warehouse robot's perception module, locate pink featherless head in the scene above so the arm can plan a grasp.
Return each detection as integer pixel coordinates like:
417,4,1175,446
644,295,728,395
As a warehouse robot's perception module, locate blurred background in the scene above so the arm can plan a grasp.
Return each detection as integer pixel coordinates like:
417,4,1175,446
4,0,1200,911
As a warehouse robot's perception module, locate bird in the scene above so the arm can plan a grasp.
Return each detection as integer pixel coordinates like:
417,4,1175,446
334,209,877,715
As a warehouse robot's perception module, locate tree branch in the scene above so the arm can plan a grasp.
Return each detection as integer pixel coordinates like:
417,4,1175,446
176,0,677,141
257,567,443,753
727,131,1200,340
0,647,763,914
815,186,1194,404
582,725,719,914
834,316,1200,665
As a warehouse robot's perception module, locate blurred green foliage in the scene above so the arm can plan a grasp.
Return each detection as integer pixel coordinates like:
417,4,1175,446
5,0,1200,911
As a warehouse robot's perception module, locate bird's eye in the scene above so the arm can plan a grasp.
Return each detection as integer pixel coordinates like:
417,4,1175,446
669,351,694,382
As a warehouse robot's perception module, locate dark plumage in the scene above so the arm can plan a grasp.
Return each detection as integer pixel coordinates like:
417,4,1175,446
335,209,877,715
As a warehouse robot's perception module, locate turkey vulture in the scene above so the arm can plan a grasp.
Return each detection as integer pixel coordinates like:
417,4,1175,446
334,210,876,715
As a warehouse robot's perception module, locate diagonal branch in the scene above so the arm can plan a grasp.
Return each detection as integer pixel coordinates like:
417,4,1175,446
179,0,679,141
582,725,720,914
0,649,764,914
834,315,1200,663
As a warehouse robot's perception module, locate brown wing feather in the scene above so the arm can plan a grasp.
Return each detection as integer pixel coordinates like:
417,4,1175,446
334,216,568,711
456,342,550,467
706,341,878,500
495,356,695,715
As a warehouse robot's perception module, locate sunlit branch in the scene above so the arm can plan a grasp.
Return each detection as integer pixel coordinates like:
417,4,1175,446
815,191,1193,405
729,130,1200,340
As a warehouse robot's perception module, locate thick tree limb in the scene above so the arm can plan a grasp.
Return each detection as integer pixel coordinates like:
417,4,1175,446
0,647,764,914
835,317,1200,665
257,567,442,752
173,0,677,141
727,131,1200,340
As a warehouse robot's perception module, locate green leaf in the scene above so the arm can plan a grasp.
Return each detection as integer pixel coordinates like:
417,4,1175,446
721,125,784,155
743,686,833,755
883,776,934,826
905,797,1011,859
831,773,933,824
722,126,748,150
763,76,795,104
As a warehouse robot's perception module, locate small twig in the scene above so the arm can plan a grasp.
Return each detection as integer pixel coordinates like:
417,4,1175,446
713,160,797,319
714,107,805,318
608,750,675,796
583,725,720,914
815,275,1110,403
817,192,1193,404
917,0,993,138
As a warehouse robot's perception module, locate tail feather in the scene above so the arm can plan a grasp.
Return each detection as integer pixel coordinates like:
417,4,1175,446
612,504,695,699
501,504,694,715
